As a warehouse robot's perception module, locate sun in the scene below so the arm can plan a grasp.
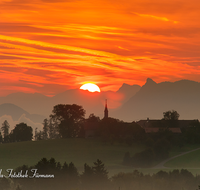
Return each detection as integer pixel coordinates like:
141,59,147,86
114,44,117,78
80,83,101,92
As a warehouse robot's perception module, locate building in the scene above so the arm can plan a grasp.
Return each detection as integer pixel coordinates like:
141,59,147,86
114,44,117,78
137,118,198,134
84,100,109,138
104,99,108,119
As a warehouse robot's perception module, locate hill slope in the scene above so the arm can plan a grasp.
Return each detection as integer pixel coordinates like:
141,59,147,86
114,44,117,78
0,138,144,175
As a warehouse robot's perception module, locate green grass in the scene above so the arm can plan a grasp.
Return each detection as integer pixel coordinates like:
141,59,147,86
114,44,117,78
0,138,145,176
168,144,200,157
1,139,200,177
165,148,200,168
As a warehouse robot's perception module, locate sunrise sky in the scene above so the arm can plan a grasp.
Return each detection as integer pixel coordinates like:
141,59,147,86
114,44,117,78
0,0,200,97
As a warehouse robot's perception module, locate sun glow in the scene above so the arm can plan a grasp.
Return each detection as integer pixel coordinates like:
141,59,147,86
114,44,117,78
80,83,101,92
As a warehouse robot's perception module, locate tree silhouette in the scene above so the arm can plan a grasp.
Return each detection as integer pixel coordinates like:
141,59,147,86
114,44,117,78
50,104,85,138
163,110,180,128
48,119,57,139
42,118,49,140
1,120,10,141
87,114,100,123
82,163,94,177
0,131,3,143
92,159,108,180
163,110,180,120
12,123,33,142
81,163,95,190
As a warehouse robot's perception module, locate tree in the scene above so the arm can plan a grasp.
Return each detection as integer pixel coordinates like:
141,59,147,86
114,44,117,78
91,159,109,190
154,138,171,160
48,119,57,139
92,159,108,180
132,148,155,167
0,131,3,143
82,163,94,178
60,161,79,188
1,120,10,139
12,123,33,142
50,104,85,138
42,118,49,140
34,157,58,173
81,163,95,189
163,110,180,120
34,128,43,141
163,110,180,128
99,117,121,141
87,114,100,123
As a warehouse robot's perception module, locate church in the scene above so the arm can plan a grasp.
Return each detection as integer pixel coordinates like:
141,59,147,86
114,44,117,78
84,100,108,138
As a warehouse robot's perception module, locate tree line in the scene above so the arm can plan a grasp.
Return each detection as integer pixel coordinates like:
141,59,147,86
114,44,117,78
0,121,32,143
0,157,200,190
35,104,145,144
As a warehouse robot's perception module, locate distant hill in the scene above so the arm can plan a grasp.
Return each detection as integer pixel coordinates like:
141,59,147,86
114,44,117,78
114,78,200,121
0,103,46,123
0,92,52,117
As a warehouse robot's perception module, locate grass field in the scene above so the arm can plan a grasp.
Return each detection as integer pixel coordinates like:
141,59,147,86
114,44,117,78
165,148,200,168
0,138,145,176
1,139,200,176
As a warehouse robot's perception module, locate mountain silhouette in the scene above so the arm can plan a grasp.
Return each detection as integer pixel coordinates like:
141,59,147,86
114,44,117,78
0,92,51,117
0,83,140,119
0,103,45,123
1,79,200,122
116,83,141,103
114,78,200,121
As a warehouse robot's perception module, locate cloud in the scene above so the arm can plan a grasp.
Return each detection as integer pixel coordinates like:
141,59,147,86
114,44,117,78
0,23,62,34
0,0,200,96
40,0,78,3
132,12,178,23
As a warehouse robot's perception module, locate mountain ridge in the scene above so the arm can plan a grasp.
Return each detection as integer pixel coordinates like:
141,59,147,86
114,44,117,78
0,83,140,119
0,103,46,123
1,79,200,122
113,78,200,121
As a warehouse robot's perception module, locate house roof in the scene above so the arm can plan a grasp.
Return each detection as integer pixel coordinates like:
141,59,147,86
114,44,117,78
137,119,198,129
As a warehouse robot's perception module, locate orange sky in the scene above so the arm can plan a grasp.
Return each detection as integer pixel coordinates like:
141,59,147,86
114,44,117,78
0,0,200,96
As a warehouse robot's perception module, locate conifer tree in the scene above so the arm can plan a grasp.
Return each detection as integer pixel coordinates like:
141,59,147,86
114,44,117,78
92,159,108,180
1,120,10,139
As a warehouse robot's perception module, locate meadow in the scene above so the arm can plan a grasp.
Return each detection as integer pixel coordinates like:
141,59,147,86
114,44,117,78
0,138,145,176
1,138,200,176
165,148,200,168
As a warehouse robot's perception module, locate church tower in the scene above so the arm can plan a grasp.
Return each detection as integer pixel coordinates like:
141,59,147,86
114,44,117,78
104,99,108,119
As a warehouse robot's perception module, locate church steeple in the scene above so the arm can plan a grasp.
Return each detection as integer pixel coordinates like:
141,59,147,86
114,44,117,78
104,99,108,119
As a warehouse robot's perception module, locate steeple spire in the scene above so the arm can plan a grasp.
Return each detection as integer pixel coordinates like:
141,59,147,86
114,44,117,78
104,99,108,119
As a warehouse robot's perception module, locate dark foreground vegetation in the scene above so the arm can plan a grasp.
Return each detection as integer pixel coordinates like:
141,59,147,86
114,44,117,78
1,105,200,169
0,157,200,190
1,105,200,189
